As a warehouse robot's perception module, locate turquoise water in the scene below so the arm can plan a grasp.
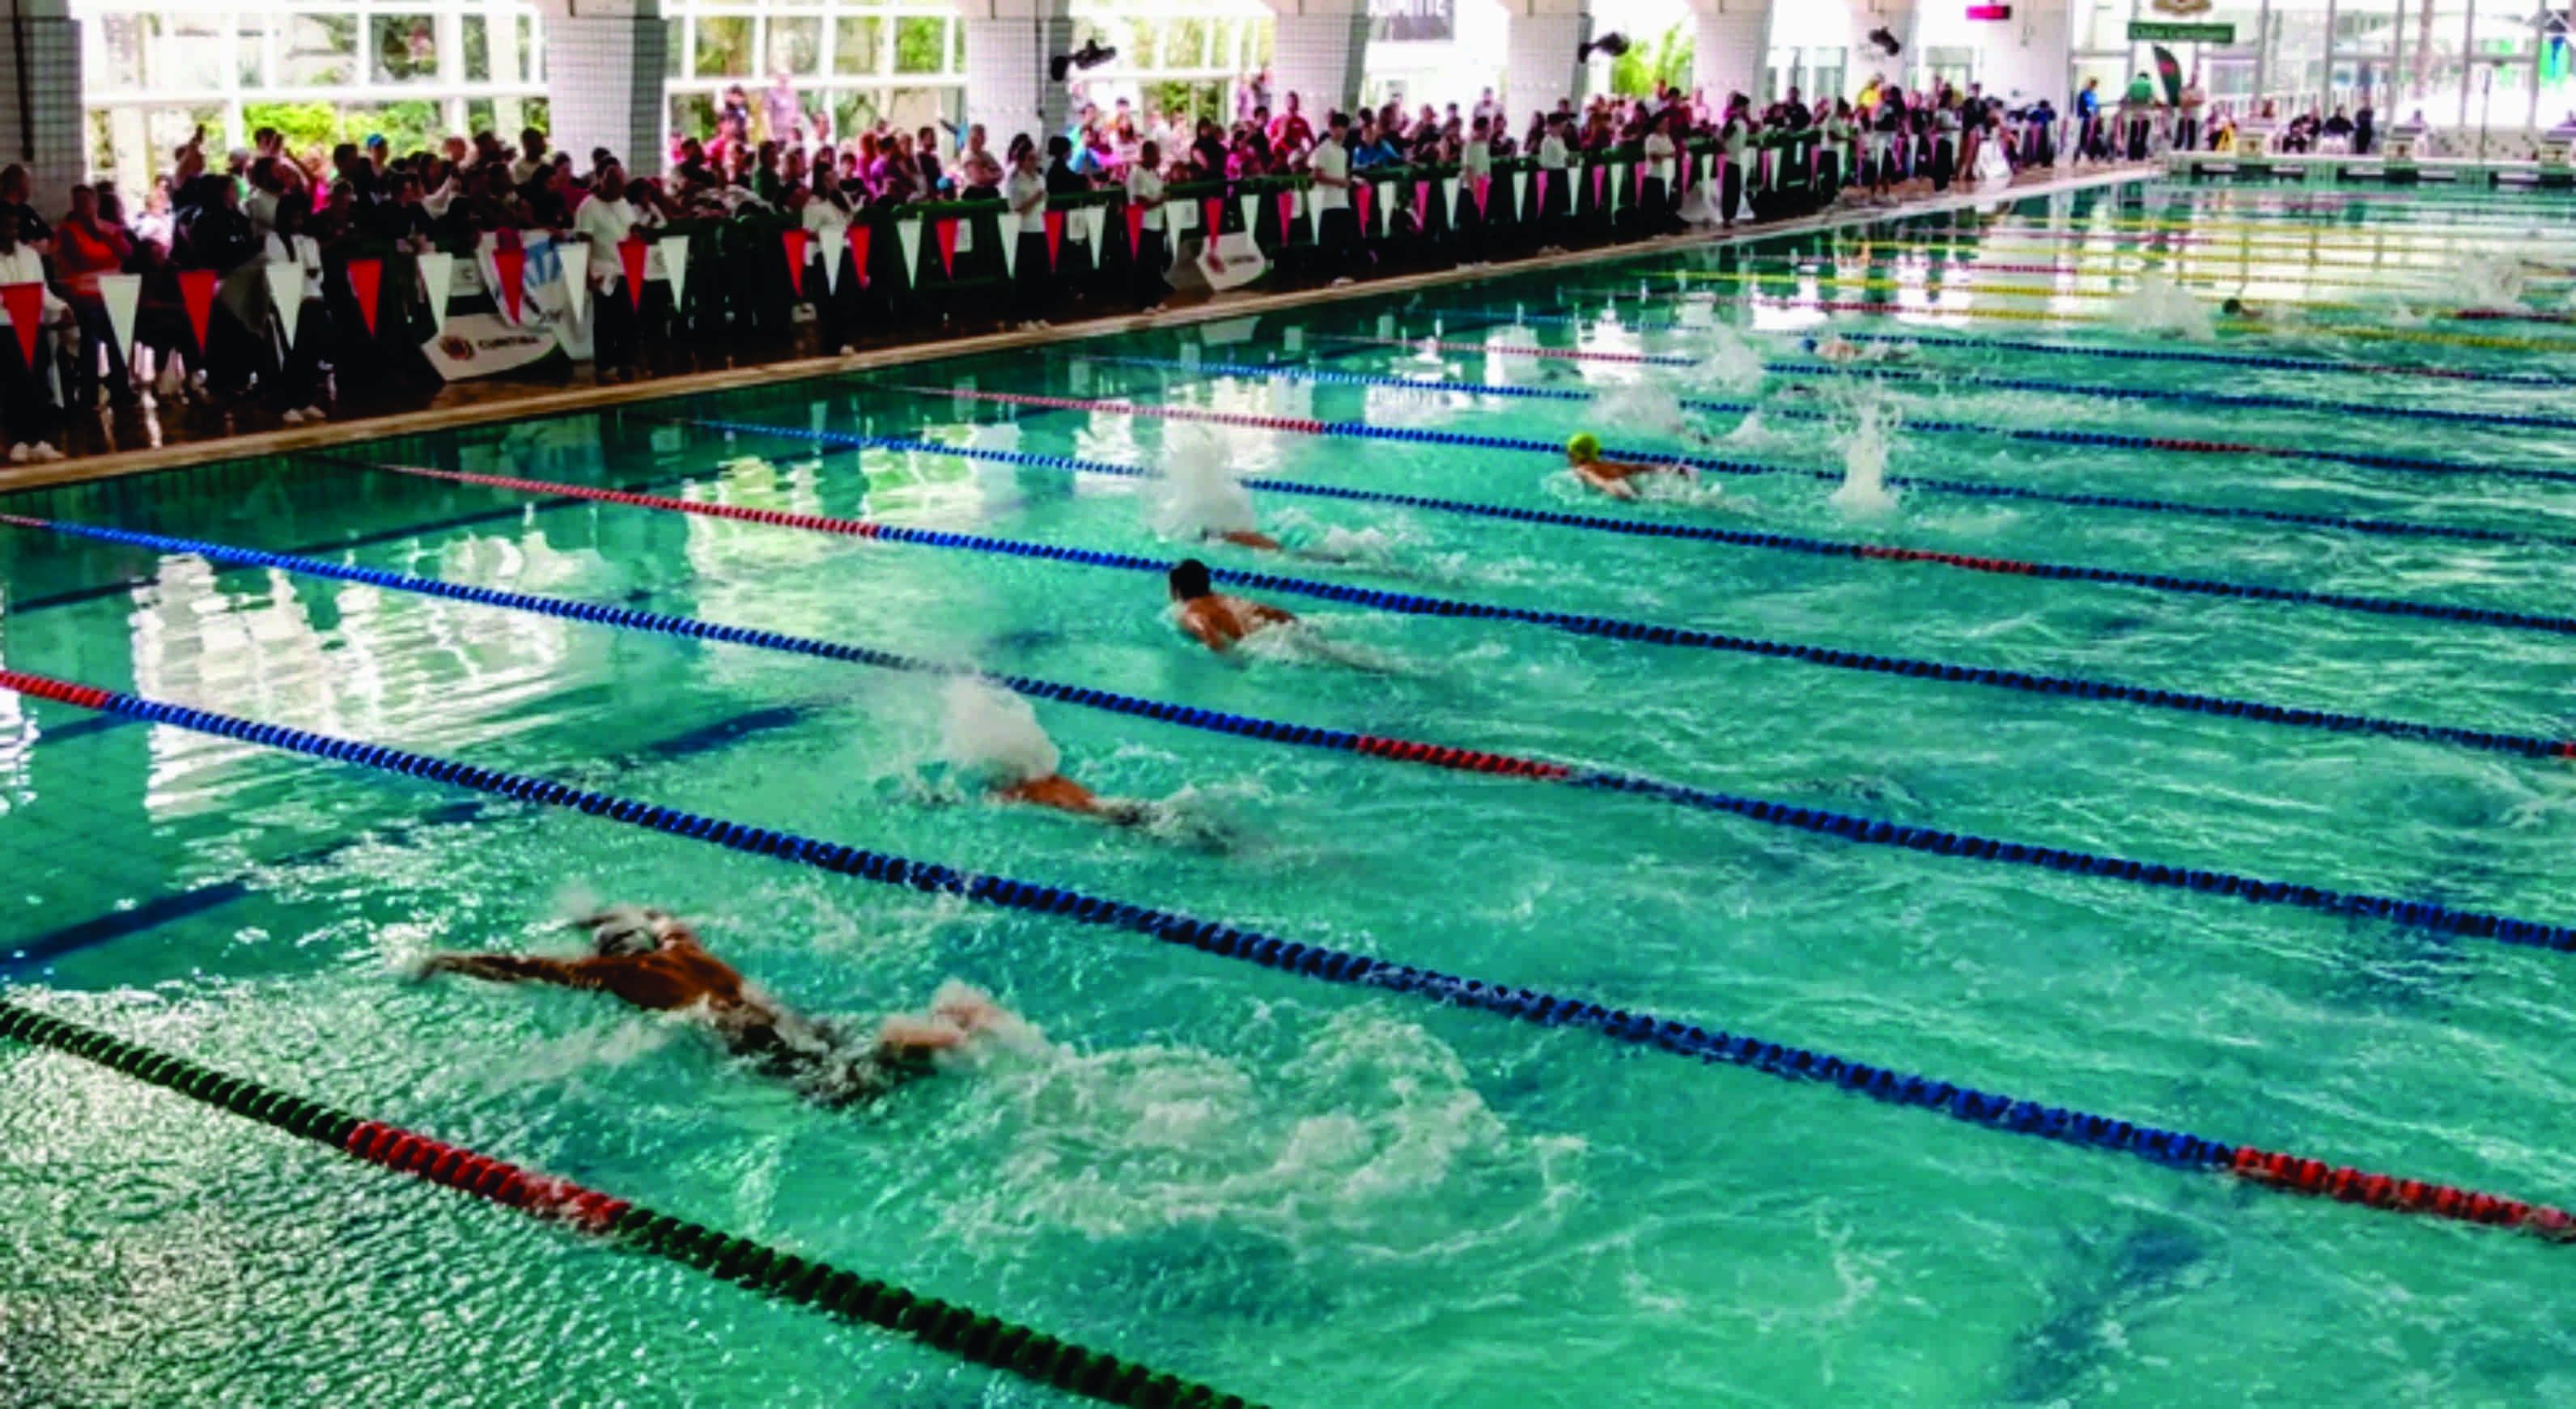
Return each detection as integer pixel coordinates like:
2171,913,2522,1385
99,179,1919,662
9,180,2576,1405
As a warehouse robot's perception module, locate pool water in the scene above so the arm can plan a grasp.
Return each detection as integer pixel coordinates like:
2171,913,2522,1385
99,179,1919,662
9,177,2576,1406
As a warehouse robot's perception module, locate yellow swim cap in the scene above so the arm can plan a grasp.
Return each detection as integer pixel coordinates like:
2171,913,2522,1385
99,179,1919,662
1567,433,1602,462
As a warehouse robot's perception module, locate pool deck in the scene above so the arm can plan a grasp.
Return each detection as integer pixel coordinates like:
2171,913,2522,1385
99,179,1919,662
0,163,2153,498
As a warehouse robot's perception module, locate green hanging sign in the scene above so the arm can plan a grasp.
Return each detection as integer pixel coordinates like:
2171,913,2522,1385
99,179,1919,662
2129,21,2235,41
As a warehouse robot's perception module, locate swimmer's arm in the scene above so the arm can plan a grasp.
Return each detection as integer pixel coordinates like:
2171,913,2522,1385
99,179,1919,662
1215,529,1283,551
1575,464,1639,499
1242,601,1297,626
414,952,596,987
875,1015,973,1059
1179,609,1237,652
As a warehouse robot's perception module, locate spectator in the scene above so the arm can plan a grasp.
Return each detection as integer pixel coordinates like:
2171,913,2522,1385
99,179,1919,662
1004,142,1050,330
53,184,137,409
1270,93,1314,157
1310,110,1356,285
261,199,329,423
509,128,550,186
0,214,70,462
575,165,657,380
1126,139,1169,312
0,163,50,244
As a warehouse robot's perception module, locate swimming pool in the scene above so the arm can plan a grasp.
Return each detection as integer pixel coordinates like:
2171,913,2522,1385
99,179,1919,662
8,175,2576,1406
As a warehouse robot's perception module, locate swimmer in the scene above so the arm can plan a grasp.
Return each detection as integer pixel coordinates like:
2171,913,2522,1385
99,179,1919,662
992,770,1153,825
1813,335,1912,365
1169,557,1295,652
1565,432,1694,501
2219,297,2268,321
414,904,1014,1106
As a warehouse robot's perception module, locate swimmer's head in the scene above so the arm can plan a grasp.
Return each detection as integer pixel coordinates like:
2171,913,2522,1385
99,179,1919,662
1565,432,1602,465
581,905,675,957
1169,558,1213,601
2221,297,2246,316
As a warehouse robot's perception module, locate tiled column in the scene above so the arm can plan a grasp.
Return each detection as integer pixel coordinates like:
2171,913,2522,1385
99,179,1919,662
1504,0,1592,117
1690,0,1768,104
960,0,1074,150
1264,0,1369,118
538,0,669,176
0,0,84,214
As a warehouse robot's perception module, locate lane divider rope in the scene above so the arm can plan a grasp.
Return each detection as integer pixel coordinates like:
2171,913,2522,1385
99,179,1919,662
1816,231,2576,280
24,512,2576,952
1675,269,2570,324
1694,255,2575,295
2,671,2565,1247
1072,352,2576,503
300,460,2576,768
867,391,2576,639
0,997,1262,1409
1322,333,2576,433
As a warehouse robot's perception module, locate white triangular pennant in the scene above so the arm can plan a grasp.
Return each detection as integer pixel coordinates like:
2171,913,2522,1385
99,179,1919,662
95,274,140,359
1374,180,1390,234
1611,165,1624,212
895,219,923,288
417,252,456,337
821,229,842,295
1512,171,1528,222
662,238,690,312
955,218,974,253
1238,192,1259,239
999,216,1018,276
1080,206,1106,246
268,261,304,347
1442,176,1459,219
558,241,591,323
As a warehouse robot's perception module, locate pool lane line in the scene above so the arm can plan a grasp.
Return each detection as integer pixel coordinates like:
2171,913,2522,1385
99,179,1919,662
2,672,2566,1250
1069,352,2576,502
1687,256,2576,294
1444,310,2576,388
299,461,2576,770
1674,269,2574,325
865,390,2576,642
1987,216,2576,246
0,1002,1261,1409
25,509,2576,953
1321,333,2576,434
2,881,253,976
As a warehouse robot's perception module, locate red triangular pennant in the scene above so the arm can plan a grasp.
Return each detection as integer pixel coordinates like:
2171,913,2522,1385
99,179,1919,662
934,218,958,277
1591,164,1606,210
1412,181,1430,228
1201,198,1223,243
1044,210,1064,270
178,269,218,354
1636,161,1649,199
1276,190,1296,237
0,284,40,367
346,257,382,337
617,237,648,308
781,228,809,298
492,246,526,322
1473,175,1492,218
1124,202,1145,257
847,223,872,289
1534,170,1551,216
1354,181,1374,231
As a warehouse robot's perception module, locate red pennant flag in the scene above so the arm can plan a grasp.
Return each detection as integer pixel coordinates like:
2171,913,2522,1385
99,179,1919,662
1354,181,1373,231
1276,190,1296,237
1043,210,1064,270
847,223,872,289
346,257,383,337
0,283,40,367
934,218,958,277
1123,202,1145,257
1591,164,1606,210
1412,181,1430,228
178,268,218,353
1472,175,1492,219
1201,198,1223,244
617,236,649,309
1636,161,1649,199
781,228,809,298
1534,171,1551,216
492,246,527,322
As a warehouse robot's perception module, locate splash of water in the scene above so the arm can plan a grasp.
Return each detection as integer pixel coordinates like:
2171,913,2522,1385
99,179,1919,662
1681,322,1766,393
938,677,1060,786
1830,398,1902,516
2455,253,2529,312
1147,422,1262,538
1592,380,1691,440
2109,274,2215,341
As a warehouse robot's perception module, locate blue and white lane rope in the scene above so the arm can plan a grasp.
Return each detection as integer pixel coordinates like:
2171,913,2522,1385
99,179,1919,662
1317,333,2576,435
1447,310,2576,388
815,392,2576,643
4,666,2568,1246
1067,351,2576,503
19,509,2576,955
308,465,2576,770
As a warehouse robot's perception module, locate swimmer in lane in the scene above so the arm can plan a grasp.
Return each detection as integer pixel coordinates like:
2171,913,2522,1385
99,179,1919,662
1565,432,1695,501
1169,557,1295,653
993,770,1153,825
1813,335,1913,364
414,905,1013,1106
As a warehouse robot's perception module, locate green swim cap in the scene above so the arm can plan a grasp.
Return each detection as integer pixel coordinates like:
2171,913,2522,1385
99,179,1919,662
1567,433,1602,462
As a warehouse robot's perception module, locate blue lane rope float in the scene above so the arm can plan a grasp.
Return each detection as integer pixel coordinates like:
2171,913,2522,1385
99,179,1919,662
1317,333,2576,435
20,511,2576,953
1066,351,2576,503
2,669,2567,1247
1446,310,2576,388
812,392,2576,643
293,466,2576,770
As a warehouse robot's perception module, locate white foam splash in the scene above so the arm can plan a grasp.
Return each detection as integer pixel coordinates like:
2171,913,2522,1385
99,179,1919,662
938,677,1060,786
2456,253,2530,312
1147,422,1262,538
1830,398,1902,516
2110,273,2216,341
1592,380,1691,439
1680,321,1767,393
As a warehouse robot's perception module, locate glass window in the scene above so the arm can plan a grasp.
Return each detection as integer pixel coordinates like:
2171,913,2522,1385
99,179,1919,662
464,15,491,81
672,91,717,138
160,14,231,91
372,15,442,84
694,15,754,78
831,89,882,140
892,15,944,74
236,15,266,88
282,12,358,88
666,18,686,79
770,15,821,74
834,15,883,74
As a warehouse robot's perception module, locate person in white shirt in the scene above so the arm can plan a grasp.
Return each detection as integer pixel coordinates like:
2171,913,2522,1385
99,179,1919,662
1308,111,1356,285
1535,115,1572,252
0,216,70,462
507,129,549,188
1124,140,1170,312
261,200,331,423
1004,142,1050,329
573,165,658,379
801,168,859,353
1641,112,1679,233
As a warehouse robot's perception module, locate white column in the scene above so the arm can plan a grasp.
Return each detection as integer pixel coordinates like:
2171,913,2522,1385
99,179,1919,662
1983,3,2071,106
0,0,85,213
1266,0,1372,117
958,0,1074,149
1504,0,1592,116
537,0,670,175
1691,0,1768,103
